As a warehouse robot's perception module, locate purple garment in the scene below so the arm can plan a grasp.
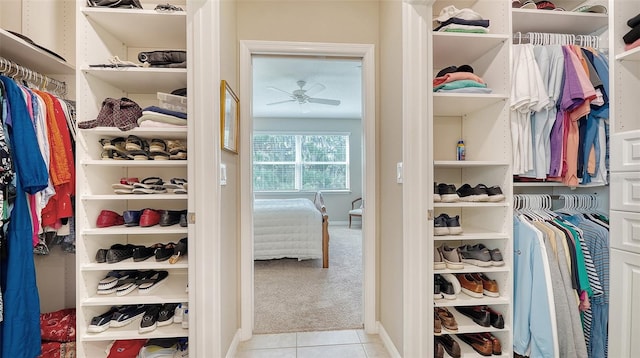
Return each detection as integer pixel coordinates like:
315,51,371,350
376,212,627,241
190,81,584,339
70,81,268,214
560,46,587,113
549,109,565,177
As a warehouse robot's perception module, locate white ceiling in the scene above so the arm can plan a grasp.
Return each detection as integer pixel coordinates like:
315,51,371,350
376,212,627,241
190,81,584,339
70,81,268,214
252,55,363,119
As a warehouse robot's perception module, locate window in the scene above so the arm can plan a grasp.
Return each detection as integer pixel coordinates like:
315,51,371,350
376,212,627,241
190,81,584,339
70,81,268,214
253,133,350,192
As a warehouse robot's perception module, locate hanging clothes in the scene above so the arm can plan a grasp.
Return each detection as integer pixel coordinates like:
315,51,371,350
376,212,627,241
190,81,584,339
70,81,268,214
0,75,49,358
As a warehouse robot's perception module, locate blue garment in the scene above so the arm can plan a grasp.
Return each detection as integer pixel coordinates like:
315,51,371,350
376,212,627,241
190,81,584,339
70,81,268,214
590,302,608,358
0,76,49,358
514,216,556,357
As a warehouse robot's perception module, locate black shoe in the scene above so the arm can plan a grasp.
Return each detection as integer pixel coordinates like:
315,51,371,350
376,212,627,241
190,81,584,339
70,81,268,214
434,214,450,236
456,184,489,202
159,209,187,226
139,304,163,333
179,212,188,227
486,185,505,202
454,306,491,327
132,245,155,262
435,274,456,300
434,183,441,202
437,183,459,202
434,274,443,300
111,304,147,327
446,215,462,235
88,306,123,333
157,303,180,327
436,335,461,358
106,244,137,263
483,305,505,329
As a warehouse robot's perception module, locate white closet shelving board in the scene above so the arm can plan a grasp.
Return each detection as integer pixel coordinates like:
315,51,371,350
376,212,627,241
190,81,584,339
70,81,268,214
0,28,75,75
435,294,510,307
433,230,509,241
435,202,509,208
512,9,608,35
81,160,187,168
435,266,510,274
81,194,188,200
435,161,509,167
433,94,508,117
615,47,640,61
81,8,187,49
82,67,187,94
432,33,509,70
83,226,188,235
82,261,189,271
82,323,188,342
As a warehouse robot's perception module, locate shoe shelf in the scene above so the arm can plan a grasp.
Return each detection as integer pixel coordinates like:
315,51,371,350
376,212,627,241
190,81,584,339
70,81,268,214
81,272,188,306
445,310,510,335
615,46,640,62
512,9,607,35
81,160,187,168
448,334,510,358
80,194,188,201
83,226,188,235
81,8,186,48
434,266,510,275
434,202,509,208
434,161,509,168
81,320,187,342
435,294,510,308
81,261,189,271
80,127,188,137
432,33,509,71
433,93,508,117
81,67,187,94
433,229,509,241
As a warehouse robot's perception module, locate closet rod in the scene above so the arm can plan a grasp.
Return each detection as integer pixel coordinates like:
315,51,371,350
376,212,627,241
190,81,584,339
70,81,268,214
0,56,67,95
512,31,600,48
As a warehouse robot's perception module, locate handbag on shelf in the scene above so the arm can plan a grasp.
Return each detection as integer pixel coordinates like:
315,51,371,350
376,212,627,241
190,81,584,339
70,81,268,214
78,97,142,131
86,0,143,9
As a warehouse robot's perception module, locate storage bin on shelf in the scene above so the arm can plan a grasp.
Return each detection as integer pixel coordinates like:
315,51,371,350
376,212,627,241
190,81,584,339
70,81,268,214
157,92,187,113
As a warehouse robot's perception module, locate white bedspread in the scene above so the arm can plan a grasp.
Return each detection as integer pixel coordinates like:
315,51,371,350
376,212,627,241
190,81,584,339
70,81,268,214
253,198,323,261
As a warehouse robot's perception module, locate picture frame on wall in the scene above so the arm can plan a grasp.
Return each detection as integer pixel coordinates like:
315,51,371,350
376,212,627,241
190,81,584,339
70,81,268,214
221,80,239,153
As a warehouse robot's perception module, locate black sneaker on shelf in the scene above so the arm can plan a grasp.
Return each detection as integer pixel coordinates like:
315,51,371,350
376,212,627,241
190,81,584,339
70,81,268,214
434,214,450,236
435,274,456,300
486,185,505,202
446,215,463,235
434,182,441,202
437,183,459,202
456,184,489,202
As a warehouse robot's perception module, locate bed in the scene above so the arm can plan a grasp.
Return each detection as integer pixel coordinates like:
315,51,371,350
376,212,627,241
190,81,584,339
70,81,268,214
253,192,330,268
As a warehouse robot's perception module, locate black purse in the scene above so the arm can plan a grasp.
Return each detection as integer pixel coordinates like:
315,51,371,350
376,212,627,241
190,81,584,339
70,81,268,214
86,0,143,9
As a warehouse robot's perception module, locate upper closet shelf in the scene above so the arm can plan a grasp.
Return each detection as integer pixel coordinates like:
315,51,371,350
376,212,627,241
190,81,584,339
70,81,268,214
432,33,508,70
0,29,74,75
512,9,608,35
82,67,187,93
615,46,640,61
435,161,509,168
433,93,508,116
82,8,186,48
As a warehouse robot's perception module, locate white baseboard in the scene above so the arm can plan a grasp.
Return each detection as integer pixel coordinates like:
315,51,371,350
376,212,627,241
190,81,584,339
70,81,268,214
225,329,242,358
377,321,401,358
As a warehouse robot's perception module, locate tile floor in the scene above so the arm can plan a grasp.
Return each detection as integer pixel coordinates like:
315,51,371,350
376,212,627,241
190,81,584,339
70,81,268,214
235,329,391,358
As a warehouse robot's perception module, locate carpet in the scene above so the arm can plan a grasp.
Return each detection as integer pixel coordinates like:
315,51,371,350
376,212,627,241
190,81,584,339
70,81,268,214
253,225,363,334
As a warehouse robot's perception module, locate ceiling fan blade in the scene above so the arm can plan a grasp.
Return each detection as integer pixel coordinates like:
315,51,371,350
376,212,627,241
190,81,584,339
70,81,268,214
267,99,296,106
304,83,326,97
266,86,293,96
308,98,341,106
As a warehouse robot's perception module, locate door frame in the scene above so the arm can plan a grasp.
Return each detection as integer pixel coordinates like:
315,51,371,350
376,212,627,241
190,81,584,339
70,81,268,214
239,40,377,339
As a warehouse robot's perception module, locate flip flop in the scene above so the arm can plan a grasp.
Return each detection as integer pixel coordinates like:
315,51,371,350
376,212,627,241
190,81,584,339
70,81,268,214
133,177,164,189
137,270,169,293
163,178,187,189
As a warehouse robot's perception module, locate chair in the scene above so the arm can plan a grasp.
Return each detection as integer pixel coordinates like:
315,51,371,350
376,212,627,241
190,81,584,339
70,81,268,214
348,197,363,228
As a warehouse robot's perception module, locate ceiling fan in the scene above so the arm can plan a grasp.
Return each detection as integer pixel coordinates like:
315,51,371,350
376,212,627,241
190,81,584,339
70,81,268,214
266,80,341,113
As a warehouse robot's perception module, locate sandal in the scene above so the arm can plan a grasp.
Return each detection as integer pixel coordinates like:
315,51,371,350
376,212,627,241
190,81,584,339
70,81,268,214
149,138,168,153
169,237,187,264
125,135,149,151
132,185,167,194
133,177,164,189
150,151,170,160
112,177,140,190
97,270,138,291
166,139,186,154
155,242,176,261
137,270,169,293
170,150,187,160
100,137,126,151
163,178,187,189
128,149,150,160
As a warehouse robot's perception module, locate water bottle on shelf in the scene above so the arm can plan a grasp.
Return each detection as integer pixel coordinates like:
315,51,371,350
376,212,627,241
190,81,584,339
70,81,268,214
456,140,465,161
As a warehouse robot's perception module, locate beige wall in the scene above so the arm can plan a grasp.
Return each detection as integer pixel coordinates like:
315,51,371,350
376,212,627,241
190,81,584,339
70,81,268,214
378,1,404,353
237,0,404,353
220,0,240,354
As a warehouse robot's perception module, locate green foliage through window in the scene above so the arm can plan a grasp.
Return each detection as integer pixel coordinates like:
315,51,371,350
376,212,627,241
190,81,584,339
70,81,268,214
253,133,350,191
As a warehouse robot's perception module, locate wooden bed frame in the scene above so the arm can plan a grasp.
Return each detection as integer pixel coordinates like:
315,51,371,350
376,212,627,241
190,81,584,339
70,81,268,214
313,191,330,268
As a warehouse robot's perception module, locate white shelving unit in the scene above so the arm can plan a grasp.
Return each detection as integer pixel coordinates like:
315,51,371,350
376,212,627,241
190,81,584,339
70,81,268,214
429,0,514,356
608,1,640,356
75,2,190,356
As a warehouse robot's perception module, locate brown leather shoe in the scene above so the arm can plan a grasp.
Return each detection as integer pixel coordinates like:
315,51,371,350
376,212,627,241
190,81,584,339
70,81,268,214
436,335,461,358
434,339,445,358
481,332,502,355
434,307,458,332
456,273,483,298
434,311,442,335
458,333,493,356
470,272,499,297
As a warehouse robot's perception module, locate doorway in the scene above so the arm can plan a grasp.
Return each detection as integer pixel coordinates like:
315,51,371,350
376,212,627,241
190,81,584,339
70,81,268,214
239,41,376,340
